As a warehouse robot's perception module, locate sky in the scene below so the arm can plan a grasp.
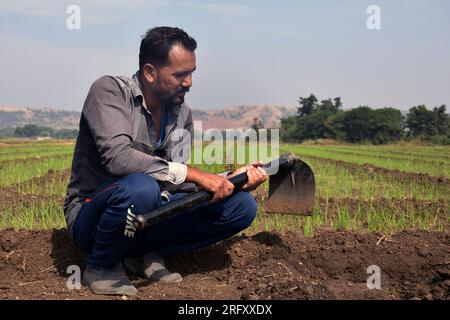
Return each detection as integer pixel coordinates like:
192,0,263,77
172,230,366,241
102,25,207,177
0,0,449,111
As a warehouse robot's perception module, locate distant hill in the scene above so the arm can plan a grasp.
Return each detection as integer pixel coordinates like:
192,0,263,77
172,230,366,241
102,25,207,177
192,105,297,130
0,104,297,131
0,105,80,130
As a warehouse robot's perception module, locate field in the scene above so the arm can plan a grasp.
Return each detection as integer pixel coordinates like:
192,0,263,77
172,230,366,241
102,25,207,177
0,139,449,299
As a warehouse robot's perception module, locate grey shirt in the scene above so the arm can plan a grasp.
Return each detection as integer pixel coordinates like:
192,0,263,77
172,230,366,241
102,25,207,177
63,73,193,233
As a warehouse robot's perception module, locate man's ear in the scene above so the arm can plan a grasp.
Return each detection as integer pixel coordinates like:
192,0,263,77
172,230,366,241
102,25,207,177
142,63,157,84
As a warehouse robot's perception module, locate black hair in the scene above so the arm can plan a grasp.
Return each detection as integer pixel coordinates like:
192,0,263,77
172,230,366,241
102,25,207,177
139,26,197,71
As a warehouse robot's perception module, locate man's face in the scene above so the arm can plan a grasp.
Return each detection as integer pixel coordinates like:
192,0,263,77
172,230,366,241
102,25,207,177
153,45,196,106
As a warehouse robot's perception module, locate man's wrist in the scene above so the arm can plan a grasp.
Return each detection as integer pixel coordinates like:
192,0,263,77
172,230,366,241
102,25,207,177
185,166,200,184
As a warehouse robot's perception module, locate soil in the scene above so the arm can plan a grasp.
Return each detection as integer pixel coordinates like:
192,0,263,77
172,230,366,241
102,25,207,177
0,164,448,300
0,228,448,300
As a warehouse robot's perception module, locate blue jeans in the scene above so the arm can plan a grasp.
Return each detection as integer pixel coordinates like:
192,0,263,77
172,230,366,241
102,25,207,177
72,173,257,268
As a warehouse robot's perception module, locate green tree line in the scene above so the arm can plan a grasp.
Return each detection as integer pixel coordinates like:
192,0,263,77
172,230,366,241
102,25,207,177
281,94,450,145
12,124,78,139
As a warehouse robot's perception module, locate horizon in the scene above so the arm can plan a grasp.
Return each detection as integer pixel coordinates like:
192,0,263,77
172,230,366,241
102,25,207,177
1,103,438,114
0,1,449,111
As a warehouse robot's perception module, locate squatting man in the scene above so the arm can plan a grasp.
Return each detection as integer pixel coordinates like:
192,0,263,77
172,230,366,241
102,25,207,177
64,26,267,295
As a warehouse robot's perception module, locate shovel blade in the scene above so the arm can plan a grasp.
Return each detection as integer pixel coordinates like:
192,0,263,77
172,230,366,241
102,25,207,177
264,158,315,215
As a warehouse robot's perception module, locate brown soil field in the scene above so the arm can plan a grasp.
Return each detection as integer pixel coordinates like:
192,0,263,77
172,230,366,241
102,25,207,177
0,155,448,300
0,228,448,300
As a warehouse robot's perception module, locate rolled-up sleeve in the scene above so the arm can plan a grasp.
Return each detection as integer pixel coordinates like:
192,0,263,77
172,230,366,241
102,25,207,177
83,76,186,184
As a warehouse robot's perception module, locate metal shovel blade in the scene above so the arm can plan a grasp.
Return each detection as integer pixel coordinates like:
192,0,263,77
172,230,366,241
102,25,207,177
264,158,315,215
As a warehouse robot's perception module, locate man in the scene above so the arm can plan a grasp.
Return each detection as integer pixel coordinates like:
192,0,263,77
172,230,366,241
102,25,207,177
64,26,266,296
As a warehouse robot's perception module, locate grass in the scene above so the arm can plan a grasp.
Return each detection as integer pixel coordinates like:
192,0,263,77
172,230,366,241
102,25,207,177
280,144,450,178
1,198,66,230
0,144,74,160
299,156,449,200
0,139,448,235
0,155,72,187
317,145,450,161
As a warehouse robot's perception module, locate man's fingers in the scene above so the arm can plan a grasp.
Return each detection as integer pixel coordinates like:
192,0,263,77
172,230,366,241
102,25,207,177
241,166,266,191
257,166,268,176
224,163,267,193
246,168,257,186
251,166,266,180
250,161,268,176
211,178,234,203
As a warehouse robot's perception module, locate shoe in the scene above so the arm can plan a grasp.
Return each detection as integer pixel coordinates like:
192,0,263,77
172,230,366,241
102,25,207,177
82,263,137,296
124,253,183,283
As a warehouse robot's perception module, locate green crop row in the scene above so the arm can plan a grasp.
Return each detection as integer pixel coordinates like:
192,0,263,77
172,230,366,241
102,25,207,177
0,140,448,235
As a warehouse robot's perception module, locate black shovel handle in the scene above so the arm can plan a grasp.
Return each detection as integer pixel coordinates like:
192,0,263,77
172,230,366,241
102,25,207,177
134,153,295,229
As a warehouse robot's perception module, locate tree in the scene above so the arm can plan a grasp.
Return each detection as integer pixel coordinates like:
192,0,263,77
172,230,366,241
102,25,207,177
371,108,404,144
334,97,342,109
432,105,449,136
406,105,434,137
295,96,343,140
335,107,403,144
282,95,448,144
13,124,77,139
251,117,263,131
281,95,344,142
334,106,373,143
298,94,318,116
53,129,79,139
280,116,300,142
251,117,264,142
15,124,39,137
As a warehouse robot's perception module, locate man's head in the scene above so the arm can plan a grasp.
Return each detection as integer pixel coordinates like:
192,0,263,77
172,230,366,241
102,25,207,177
139,27,197,106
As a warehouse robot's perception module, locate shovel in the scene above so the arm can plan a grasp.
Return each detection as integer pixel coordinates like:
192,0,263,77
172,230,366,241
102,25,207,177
130,152,315,230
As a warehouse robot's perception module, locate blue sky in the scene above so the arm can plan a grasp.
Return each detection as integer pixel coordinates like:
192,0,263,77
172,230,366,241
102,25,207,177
0,0,449,111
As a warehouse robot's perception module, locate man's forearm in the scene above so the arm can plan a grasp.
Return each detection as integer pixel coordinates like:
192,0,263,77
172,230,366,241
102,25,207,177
185,166,204,184
98,137,187,184
185,166,233,185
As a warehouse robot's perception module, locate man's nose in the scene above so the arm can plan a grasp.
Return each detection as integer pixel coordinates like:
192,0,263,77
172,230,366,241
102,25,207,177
181,74,192,88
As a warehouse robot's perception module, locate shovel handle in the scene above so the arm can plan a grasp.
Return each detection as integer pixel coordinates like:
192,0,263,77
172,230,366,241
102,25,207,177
134,153,295,229
134,171,249,229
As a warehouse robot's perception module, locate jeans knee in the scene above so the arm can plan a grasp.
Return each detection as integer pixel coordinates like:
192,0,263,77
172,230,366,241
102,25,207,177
115,173,161,214
235,191,257,229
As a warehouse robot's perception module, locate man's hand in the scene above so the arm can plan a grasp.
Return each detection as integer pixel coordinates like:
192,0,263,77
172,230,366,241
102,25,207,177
227,161,268,192
186,167,235,202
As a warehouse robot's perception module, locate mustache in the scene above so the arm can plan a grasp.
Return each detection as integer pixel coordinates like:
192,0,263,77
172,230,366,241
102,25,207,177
177,88,189,94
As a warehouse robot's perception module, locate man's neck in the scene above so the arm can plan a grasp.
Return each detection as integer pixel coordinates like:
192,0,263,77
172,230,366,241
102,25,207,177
146,98,161,118
138,73,161,116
